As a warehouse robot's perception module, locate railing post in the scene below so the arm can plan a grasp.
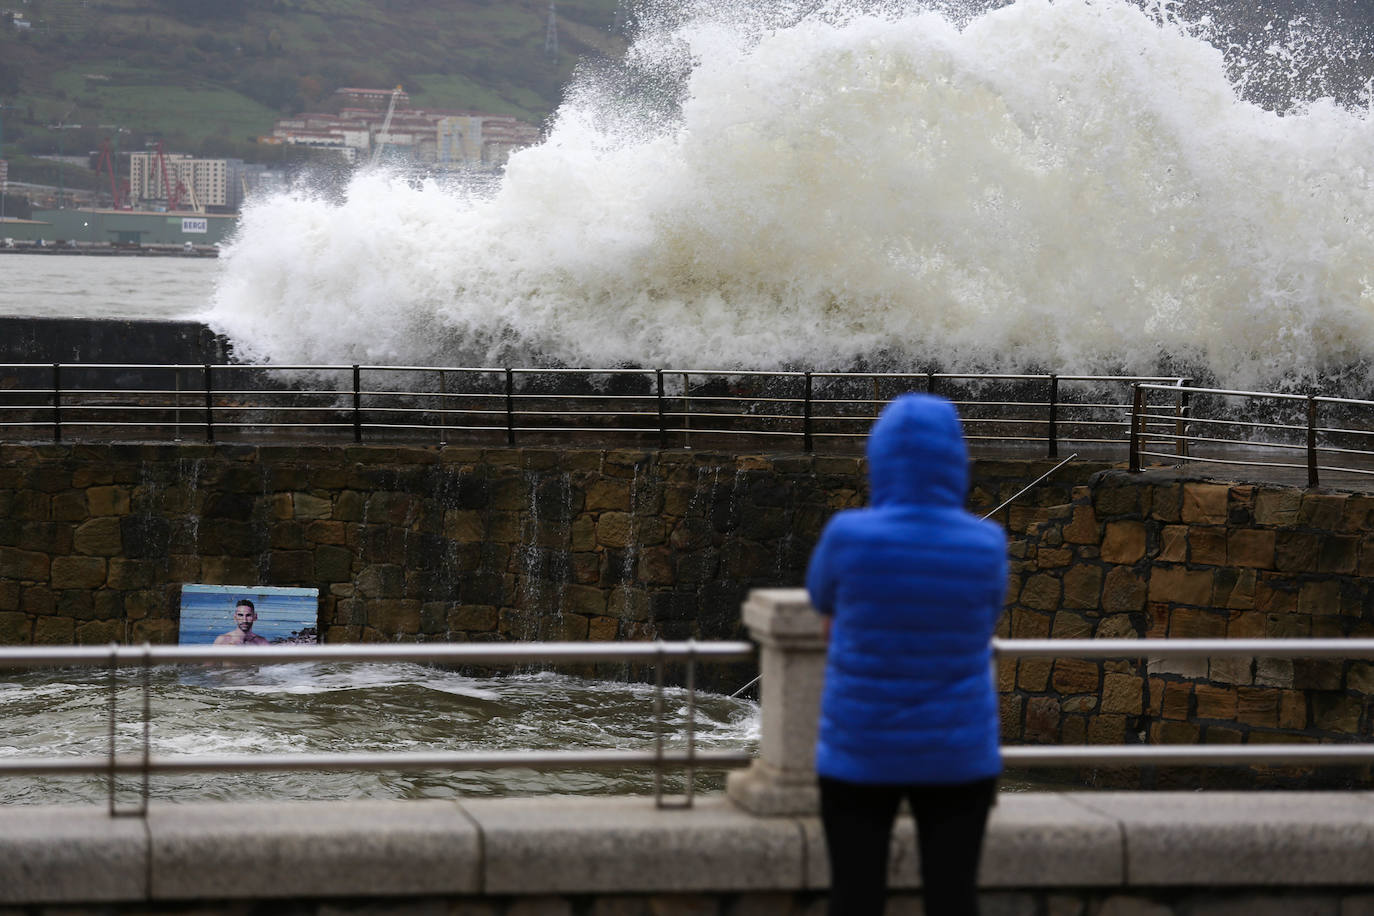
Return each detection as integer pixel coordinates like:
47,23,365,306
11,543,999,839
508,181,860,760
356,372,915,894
51,363,61,442
655,369,666,450
682,372,691,449
438,369,447,446
505,368,515,446
726,589,826,816
352,365,362,443
926,370,936,394
203,364,214,443
1128,383,1142,472
802,372,813,453
1307,395,1319,488
1047,373,1059,459
1175,379,1192,459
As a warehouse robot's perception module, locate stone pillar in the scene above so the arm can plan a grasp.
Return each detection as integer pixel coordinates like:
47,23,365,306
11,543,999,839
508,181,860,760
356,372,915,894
726,588,827,816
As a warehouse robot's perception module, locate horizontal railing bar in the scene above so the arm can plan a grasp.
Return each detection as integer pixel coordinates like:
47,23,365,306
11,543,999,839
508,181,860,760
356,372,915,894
507,368,661,376
361,366,506,374
674,369,809,378
1149,432,1305,451
1138,383,1309,402
16,636,1363,668
1314,394,1374,408
0,640,756,668
1320,427,1374,440
14,745,1374,776
1156,414,1305,434
993,638,1374,658
0,748,755,777
1002,746,1374,766
1136,450,1310,472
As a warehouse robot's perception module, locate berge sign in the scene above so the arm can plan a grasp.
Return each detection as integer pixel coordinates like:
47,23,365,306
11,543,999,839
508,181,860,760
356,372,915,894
182,217,208,234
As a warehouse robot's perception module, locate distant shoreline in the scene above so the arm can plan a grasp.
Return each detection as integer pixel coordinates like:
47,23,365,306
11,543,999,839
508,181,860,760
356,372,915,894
0,243,218,258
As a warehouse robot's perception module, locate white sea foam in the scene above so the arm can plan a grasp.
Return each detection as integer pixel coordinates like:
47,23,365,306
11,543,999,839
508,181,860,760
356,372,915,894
205,0,1374,391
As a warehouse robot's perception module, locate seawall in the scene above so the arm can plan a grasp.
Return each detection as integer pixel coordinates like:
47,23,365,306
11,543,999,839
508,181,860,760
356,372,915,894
6,793,1374,913
0,316,228,366
1,443,1372,778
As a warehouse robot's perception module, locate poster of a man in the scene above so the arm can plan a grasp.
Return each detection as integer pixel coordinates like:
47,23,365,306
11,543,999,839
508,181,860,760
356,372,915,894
178,584,319,646
214,599,270,646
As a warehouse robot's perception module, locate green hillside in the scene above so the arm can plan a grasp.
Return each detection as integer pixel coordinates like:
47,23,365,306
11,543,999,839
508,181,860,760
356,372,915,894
0,0,625,179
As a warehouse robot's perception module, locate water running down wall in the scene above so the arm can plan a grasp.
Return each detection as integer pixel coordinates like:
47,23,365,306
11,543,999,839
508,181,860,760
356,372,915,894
3,443,1373,790
207,0,1374,394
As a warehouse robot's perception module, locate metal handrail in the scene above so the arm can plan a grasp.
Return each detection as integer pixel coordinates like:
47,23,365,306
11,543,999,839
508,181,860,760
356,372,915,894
6,364,1374,480
0,363,1187,457
0,640,756,815
2,637,1373,802
1129,382,1374,484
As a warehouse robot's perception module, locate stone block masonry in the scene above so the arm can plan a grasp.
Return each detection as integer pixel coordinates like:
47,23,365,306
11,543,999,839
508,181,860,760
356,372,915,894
999,470,1374,787
0,445,1099,661
4,442,1371,777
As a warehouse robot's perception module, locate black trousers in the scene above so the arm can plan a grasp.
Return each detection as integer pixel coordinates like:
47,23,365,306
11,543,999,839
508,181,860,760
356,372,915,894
819,775,997,916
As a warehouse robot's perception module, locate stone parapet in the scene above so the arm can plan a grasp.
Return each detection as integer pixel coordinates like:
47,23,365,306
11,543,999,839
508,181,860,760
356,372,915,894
998,469,1374,787
2,793,1373,911
0,445,1106,694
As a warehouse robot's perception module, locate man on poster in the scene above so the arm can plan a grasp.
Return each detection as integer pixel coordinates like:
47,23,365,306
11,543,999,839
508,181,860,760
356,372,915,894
214,599,270,646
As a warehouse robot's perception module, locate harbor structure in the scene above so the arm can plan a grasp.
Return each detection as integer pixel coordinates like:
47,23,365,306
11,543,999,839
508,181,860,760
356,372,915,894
2,207,236,246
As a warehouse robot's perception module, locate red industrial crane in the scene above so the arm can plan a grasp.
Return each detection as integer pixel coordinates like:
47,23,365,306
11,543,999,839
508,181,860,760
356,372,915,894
150,141,186,211
93,138,129,209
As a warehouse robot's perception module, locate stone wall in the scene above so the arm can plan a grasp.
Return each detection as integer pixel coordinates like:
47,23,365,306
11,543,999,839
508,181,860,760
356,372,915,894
4,441,1372,771
0,444,1092,650
998,470,1374,786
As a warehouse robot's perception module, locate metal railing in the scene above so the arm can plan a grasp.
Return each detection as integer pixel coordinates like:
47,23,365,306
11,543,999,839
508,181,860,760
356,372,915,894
3,637,1374,815
0,363,1184,456
4,362,1374,479
0,641,756,815
1129,383,1374,485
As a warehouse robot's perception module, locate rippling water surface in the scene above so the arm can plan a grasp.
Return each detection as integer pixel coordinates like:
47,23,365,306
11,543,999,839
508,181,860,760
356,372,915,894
0,662,759,805
0,254,218,320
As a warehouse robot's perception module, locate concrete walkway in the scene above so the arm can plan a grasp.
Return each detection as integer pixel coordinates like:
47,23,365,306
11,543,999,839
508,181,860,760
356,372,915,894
5,792,1374,906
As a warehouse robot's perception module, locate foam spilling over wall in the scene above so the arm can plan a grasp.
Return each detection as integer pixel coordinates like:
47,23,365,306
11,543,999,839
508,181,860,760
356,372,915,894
205,0,1374,392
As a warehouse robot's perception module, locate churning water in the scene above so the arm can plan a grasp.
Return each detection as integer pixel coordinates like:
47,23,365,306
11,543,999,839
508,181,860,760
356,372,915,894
206,0,1374,393
0,663,758,805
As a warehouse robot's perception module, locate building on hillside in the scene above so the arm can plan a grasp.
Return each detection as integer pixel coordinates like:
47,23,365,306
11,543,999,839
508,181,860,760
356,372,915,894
128,152,246,213
334,87,410,110
435,116,541,169
269,94,542,171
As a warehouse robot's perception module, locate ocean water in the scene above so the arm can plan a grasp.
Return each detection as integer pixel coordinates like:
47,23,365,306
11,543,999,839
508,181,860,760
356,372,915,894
202,0,1374,393
0,254,218,320
0,662,760,804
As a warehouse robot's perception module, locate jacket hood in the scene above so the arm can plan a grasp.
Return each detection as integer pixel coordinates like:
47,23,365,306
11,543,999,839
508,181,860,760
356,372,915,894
866,393,969,508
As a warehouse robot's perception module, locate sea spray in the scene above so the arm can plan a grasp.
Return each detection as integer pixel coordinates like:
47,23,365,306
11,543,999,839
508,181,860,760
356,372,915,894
206,0,1374,392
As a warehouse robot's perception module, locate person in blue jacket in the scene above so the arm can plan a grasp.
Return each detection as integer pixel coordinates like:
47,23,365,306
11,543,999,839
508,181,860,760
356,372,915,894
806,392,1007,916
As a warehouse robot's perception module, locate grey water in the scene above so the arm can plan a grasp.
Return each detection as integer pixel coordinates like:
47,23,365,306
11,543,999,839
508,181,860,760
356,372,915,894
0,661,759,805
0,254,217,320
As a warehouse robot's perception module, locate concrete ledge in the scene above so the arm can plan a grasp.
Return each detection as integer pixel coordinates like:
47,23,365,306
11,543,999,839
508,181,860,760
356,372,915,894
1,792,1373,905
801,792,1124,890
462,795,806,895
148,799,481,899
0,805,148,904
1074,792,1374,886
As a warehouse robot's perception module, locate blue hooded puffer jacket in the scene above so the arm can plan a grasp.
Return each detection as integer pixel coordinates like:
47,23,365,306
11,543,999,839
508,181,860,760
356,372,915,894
806,393,1008,785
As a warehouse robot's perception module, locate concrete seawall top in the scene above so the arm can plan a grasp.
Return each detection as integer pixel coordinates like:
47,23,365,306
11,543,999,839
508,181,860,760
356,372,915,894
0,317,229,366
5,792,1374,906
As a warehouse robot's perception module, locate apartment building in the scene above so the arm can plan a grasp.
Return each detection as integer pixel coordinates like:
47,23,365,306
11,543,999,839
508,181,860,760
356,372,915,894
128,152,246,213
